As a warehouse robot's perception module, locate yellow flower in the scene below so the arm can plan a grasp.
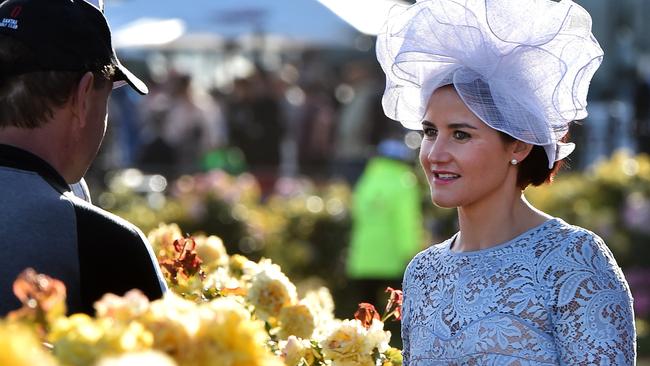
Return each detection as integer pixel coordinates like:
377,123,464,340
147,223,183,258
94,290,150,322
246,260,297,321
203,267,241,294
189,298,284,366
0,321,58,366
278,303,316,340
49,314,104,366
280,336,317,366
382,347,403,366
140,293,199,358
104,321,154,355
302,287,336,340
194,235,229,269
364,319,391,354
229,254,259,281
95,351,177,366
320,319,391,366
49,314,153,366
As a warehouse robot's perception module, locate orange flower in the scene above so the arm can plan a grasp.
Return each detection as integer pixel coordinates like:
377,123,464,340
354,303,380,329
384,287,403,321
160,237,204,285
8,268,67,334
12,268,66,312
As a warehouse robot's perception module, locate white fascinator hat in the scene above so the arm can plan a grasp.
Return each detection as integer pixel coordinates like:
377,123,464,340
376,0,604,168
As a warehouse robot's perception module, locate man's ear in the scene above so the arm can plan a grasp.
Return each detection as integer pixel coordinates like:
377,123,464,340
512,139,533,163
71,71,95,128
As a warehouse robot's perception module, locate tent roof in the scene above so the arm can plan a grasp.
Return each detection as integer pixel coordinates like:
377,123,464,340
105,0,360,48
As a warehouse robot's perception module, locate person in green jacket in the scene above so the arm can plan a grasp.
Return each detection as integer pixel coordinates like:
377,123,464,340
346,138,423,309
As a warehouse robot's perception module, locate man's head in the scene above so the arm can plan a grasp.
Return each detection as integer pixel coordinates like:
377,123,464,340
0,0,148,127
0,0,148,182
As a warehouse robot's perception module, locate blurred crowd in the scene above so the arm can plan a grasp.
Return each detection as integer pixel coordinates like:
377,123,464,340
95,51,407,195
92,45,650,199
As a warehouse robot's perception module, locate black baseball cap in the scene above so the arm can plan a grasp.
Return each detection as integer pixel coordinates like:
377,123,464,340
0,0,148,94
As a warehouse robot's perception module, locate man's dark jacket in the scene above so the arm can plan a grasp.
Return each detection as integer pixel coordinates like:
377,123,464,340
0,144,166,315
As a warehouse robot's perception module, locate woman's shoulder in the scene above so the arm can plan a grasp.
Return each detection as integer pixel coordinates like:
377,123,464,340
531,217,598,242
404,237,453,279
539,219,630,300
415,236,453,260
540,218,615,263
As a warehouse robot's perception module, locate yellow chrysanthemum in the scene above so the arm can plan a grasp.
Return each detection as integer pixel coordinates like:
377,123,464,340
246,260,297,321
278,303,316,340
193,235,229,269
0,321,58,366
320,319,391,366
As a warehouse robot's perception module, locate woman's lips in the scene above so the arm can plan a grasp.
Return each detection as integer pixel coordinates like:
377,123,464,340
432,171,460,185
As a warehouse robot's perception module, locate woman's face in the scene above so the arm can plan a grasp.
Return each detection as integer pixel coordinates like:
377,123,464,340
419,86,517,209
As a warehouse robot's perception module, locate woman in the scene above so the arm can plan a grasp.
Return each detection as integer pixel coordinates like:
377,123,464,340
376,0,636,364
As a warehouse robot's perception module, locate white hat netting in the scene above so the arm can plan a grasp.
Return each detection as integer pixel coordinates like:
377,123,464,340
376,0,604,167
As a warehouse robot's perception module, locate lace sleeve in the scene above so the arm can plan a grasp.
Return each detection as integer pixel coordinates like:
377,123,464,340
550,234,636,365
401,257,416,366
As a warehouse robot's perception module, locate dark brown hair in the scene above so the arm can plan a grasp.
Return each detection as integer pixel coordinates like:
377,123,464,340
499,132,568,189
0,35,114,129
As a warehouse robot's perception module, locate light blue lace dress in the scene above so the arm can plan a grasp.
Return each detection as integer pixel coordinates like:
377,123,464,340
401,218,636,365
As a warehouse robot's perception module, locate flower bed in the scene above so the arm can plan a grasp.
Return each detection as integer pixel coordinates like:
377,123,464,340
1,224,403,366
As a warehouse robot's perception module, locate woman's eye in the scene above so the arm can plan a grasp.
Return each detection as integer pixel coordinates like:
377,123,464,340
453,131,470,140
423,127,438,138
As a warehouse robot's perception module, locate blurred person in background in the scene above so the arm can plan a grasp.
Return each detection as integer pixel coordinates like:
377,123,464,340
296,82,336,179
634,62,650,154
155,73,222,177
331,60,385,184
0,0,166,315
345,137,422,311
104,85,142,168
226,69,285,194
137,73,176,176
377,0,636,364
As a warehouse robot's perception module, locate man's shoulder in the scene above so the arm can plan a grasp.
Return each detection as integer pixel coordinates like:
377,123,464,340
0,164,63,200
66,194,145,242
68,194,166,311
0,166,77,233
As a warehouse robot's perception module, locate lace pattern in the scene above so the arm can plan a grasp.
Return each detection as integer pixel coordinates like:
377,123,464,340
401,218,636,365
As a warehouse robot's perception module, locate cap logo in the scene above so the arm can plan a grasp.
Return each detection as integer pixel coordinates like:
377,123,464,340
10,5,22,18
0,18,18,30
0,6,21,30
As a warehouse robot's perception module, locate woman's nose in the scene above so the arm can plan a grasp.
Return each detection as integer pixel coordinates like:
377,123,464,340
423,138,451,163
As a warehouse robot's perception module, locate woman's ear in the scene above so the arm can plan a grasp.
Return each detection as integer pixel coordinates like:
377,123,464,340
511,140,533,163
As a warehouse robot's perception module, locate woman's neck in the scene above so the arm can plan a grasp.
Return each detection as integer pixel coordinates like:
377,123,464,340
454,192,550,252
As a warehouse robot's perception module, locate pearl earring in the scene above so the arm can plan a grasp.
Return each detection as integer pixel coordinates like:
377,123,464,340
510,159,518,165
